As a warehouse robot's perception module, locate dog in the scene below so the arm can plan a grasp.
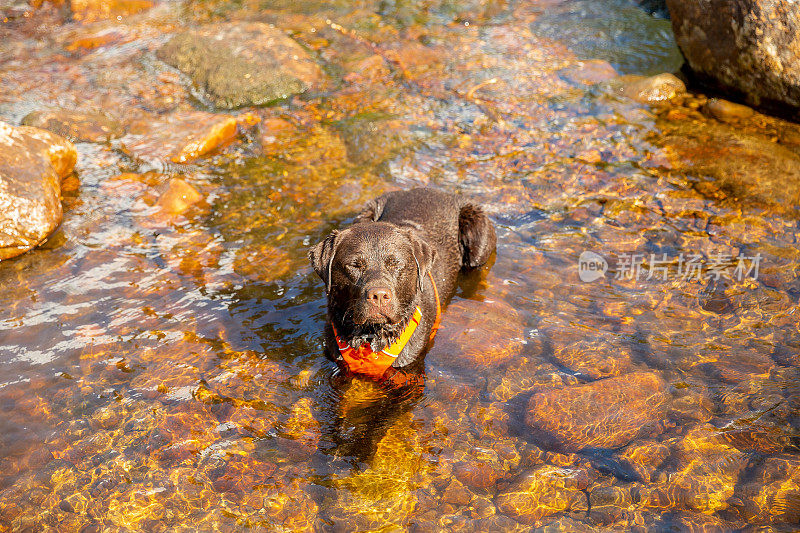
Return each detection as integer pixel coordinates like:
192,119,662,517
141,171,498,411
309,188,496,382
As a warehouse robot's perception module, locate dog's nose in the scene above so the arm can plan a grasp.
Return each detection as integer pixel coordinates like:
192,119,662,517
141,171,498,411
366,287,392,306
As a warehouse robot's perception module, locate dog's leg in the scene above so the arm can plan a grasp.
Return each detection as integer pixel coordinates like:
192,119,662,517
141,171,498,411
458,203,496,269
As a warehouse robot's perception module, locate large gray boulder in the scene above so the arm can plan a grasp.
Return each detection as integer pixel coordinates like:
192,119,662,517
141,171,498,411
0,122,77,260
667,0,800,117
157,22,324,109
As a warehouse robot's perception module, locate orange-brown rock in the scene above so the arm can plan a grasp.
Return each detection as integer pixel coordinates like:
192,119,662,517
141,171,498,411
495,465,589,524
428,298,525,368
156,178,202,216
551,336,633,380
643,425,747,514
119,111,239,164
618,440,670,483
0,122,77,260
731,454,800,525
525,372,669,451
620,73,685,104
453,461,502,491
70,0,153,22
21,110,122,143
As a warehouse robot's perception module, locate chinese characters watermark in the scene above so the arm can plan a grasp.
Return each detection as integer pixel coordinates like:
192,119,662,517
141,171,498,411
578,251,762,283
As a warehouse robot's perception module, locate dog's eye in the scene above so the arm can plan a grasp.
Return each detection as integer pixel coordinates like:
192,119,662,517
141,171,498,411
346,260,366,274
385,256,400,270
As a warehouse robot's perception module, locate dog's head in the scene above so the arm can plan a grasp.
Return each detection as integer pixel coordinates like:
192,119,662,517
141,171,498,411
309,222,436,350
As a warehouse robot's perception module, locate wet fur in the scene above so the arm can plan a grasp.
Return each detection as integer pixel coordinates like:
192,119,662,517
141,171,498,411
310,188,496,371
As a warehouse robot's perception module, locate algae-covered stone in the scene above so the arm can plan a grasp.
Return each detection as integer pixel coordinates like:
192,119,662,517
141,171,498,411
21,110,123,143
157,22,323,109
525,372,669,451
0,122,77,260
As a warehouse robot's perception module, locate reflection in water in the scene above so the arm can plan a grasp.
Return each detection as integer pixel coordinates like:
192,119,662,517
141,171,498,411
0,0,799,530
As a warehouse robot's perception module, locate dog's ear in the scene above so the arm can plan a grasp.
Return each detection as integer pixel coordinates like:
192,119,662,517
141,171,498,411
458,204,496,269
308,230,339,292
403,228,436,292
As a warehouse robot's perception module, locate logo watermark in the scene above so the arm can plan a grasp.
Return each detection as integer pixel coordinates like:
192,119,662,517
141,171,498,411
578,251,608,283
578,251,762,283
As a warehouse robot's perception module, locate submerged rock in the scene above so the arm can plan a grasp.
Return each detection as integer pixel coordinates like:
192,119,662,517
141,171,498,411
495,465,589,524
70,0,153,22
702,98,755,123
550,336,633,380
428,298,525,368
667,0,800,117
525,372,669,451
21,110,123,143
156,178,202,216
731,454,800,525
157,23,323,109
642,425,748,514
118,111,239,164
620,73,685,103
0,122,77,260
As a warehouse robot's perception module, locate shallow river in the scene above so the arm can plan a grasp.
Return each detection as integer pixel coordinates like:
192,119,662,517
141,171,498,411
1,0,799,530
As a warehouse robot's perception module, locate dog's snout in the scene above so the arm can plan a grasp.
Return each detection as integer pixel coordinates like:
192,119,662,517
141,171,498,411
366,287,392,306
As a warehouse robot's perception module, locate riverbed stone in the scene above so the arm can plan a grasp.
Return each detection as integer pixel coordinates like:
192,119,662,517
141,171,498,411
550,336,633,380
70,0,153,22
702,98,755,122
618,440,670,483
642,425,747,514
428,298,525,368
0,122,77,260
731,454,800,524
667,0,800,117
21,110,123,143
157,22,324,109
495,465,589,524
118,111,238,164
525,372,669,451
620,73,685,103
156,178,202,216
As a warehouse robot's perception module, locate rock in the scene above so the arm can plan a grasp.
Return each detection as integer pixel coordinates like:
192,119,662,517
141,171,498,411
656,116,800,209
0,122,77,260
702,98,755,122
157,23,323,109
428,298,525,368
667,0,800,117
441,478,472,506
156,178,202,216
560,60,618,86
588,485,631,524
550,337,633,380
731,455,800,525
618,440,670,482
525,372,670,451
118,111,238,164
21,110,122,143
620,73,685,103
642,425,748,514
453,461,502,491
495,465,589,524
70,0,153,22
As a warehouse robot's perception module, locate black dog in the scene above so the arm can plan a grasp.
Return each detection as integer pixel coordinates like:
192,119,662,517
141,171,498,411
309,188,496,382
